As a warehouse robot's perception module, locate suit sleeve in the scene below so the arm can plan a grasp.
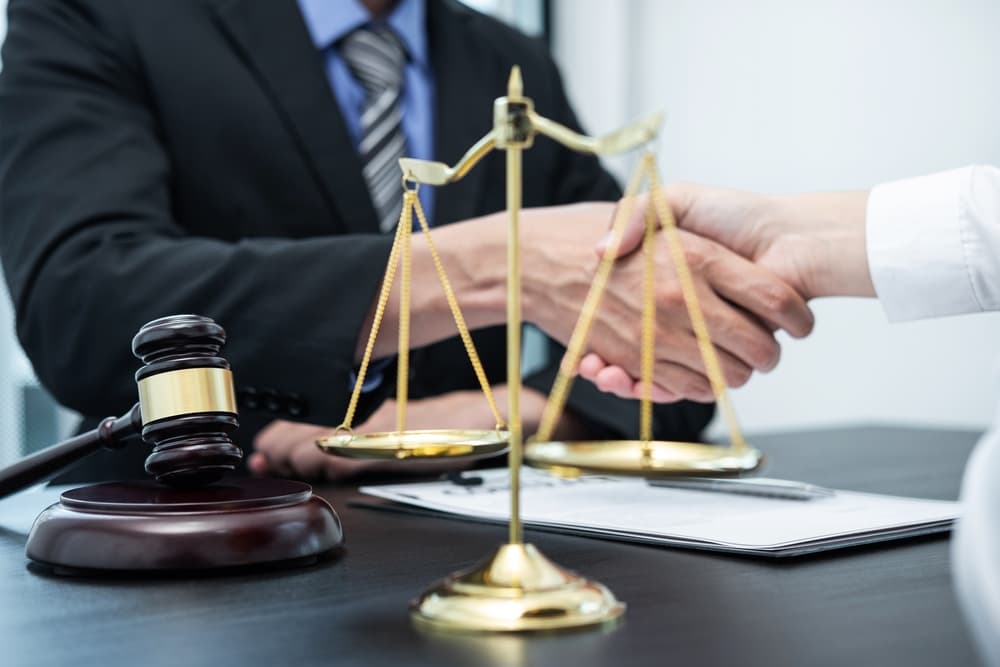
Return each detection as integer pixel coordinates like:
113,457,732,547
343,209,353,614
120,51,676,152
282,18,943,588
522,52,716,441
0,0,390,427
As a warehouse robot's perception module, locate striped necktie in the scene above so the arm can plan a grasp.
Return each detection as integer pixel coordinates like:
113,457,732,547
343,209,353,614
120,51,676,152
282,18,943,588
339,26,409,232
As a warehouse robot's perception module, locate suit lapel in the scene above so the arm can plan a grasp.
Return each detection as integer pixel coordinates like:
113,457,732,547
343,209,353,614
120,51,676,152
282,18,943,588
427,0,497,225
209,0,380,234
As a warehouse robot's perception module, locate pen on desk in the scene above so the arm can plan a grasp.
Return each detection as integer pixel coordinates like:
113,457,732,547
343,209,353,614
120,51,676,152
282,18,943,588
647,477,835,500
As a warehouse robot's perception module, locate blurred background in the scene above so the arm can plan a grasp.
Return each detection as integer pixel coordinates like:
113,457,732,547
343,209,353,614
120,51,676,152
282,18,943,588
552,0,1000,437
0,0,998,465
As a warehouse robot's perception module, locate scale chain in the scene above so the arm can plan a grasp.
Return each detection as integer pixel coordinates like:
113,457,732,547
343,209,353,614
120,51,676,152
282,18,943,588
337,211,407,431
640,194,657,444
396,195,413,432
646,160,747,451
534,159,649,443
337,189,506,435
411,193,507,431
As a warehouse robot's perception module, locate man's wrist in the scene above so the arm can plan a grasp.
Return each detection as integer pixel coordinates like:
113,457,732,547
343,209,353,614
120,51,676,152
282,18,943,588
772,191,873,299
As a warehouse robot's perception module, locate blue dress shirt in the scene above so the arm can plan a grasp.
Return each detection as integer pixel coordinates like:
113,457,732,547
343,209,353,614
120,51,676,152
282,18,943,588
297,0,435,393
297,0,436,223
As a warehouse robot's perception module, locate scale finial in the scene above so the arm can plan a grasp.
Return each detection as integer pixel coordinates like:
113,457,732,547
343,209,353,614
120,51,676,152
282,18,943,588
508,66,523,99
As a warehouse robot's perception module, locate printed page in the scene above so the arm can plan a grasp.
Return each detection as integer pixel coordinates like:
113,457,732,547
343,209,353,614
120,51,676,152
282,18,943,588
362,469,959,551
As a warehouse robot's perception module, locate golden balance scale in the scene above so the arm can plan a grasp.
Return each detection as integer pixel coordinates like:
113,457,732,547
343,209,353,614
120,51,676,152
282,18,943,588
317,67,763,633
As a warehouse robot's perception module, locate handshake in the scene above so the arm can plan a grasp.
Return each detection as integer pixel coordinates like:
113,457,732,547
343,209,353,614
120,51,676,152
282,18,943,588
253,181,876,479
535,184,873,403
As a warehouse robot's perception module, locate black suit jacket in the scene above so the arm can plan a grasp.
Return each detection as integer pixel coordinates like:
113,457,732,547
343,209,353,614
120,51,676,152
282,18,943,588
0,0,713,479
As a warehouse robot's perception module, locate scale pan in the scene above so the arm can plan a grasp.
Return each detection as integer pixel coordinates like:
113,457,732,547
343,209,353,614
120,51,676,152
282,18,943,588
525,439,763,477
317,429,509,461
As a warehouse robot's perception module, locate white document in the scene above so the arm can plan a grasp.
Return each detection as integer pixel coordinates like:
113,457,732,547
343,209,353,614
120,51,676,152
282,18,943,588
0,484,75,535
360,468,960,557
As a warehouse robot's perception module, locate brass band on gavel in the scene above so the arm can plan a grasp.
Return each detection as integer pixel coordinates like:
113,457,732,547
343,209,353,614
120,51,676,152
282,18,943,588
137,367,237,425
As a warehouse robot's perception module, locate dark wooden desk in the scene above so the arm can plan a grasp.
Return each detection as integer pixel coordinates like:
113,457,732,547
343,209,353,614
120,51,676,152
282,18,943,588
0,426,983,667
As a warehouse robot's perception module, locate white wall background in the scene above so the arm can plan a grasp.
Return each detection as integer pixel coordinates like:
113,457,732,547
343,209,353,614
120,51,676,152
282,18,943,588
553,0,1000,435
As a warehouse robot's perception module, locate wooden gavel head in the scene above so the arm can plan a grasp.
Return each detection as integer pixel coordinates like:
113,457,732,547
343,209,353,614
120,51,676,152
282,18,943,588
133,314,242,486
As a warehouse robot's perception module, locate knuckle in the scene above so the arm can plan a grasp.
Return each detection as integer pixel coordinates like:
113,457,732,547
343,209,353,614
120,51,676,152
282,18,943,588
749,336,781,369
760,283,798,318
682,242,709,269
657,287,686,311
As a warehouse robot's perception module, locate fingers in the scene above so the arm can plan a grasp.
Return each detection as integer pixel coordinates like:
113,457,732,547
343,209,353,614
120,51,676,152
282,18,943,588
635,379,683,404
253,419,336,479
650,359,715,402
252,419,300,477
590,363,633,398
581,352,699,403
248,452,270,476
593,363,682,402
647,281,764,383
702,238,815,339
290,443,371,481
677,284,780,375
579,352,608,381
583,345,750,402
256,432,374,481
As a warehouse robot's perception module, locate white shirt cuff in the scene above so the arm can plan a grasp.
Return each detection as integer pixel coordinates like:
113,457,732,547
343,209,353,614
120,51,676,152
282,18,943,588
866,165,1000,322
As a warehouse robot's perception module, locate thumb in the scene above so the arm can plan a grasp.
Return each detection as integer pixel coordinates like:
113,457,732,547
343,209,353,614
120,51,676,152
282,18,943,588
596,194,648,259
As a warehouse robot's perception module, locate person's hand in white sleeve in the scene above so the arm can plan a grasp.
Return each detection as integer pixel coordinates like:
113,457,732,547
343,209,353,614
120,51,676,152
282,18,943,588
581,166,1000,400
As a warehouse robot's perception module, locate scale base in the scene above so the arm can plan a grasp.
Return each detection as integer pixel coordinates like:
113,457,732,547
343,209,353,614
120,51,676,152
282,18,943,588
25,478,343,573
411,543,624,633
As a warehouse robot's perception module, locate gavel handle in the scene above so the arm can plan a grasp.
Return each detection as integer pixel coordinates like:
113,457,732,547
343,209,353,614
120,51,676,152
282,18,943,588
0,404,143,499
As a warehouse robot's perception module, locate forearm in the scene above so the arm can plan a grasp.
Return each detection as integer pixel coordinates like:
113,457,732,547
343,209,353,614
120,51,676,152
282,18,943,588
356,203,615,363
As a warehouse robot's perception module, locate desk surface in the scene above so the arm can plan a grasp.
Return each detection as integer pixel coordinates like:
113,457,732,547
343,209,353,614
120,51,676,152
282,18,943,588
0,426,982,667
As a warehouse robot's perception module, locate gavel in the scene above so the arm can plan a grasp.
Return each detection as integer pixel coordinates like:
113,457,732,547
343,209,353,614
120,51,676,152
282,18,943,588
0,314,343,573
0,313,243,497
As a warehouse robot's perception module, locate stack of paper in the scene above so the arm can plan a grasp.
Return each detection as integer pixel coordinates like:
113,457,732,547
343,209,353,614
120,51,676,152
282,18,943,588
360,469,960,557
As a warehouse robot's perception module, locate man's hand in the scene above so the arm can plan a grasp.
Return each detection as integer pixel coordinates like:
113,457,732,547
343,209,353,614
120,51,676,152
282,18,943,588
249,391,486,481
248,386,580,480
521,202,814,402
580,185,871,400
354,199,813,402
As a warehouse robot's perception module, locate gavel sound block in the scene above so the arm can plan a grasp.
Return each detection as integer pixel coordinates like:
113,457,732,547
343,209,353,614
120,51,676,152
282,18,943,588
0,315,343,572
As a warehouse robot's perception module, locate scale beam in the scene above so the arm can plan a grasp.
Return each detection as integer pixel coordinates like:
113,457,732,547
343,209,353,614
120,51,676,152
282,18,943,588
529,110,663,156
399,109,663,187
399,130,497,186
